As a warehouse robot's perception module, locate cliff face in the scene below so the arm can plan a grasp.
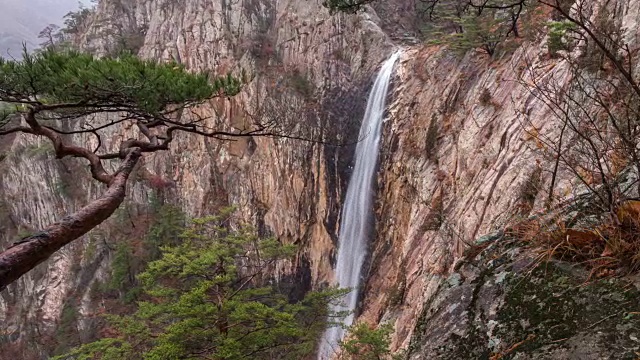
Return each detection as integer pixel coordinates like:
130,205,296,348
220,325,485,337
2,0,640,357
407,234,640,359
364,0,640,350
0,0,396,354
363,4,640,354
364,45,570,349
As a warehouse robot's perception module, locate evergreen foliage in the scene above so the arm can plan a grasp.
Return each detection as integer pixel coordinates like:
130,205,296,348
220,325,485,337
38,3,95,51
54,210,346,360
0,49,241,119
61,6,94,36
321,0,375,14
340,323,401,360
547,20,575,57
0,19,285,291
329,0,527,57
105,203,186,304
446,12,506,56
53,302,81,355
144,203,185,259
106,241,139,303
421,0,524,57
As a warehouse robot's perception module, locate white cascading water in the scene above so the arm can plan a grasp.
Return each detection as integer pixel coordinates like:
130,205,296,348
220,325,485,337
318,51,401,359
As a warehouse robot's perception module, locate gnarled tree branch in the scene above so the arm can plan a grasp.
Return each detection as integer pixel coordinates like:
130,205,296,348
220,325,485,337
24,108,114,184
0,148,141,291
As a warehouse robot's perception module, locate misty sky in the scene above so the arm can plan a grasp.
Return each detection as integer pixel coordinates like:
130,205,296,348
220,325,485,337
0,0,95,55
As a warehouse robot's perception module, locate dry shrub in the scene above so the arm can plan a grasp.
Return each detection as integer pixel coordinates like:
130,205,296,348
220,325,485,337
422,190,444,231
136,168,174,190
508,201,640,277
479,88,493,106
505,217,545,243
147,174,174,189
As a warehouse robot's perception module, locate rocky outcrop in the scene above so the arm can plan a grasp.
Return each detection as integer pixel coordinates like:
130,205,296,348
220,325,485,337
356,0,640,350
407,234,640,359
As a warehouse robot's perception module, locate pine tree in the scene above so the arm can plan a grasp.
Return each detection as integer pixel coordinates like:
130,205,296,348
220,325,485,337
53,212,345,360
0,48,276,290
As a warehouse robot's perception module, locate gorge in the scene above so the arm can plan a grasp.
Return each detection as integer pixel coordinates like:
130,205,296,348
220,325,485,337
1,0,640,358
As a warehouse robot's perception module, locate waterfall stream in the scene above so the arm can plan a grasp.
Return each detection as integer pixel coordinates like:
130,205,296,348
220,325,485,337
318,51,401,359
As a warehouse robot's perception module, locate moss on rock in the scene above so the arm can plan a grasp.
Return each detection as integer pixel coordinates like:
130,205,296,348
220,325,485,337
408,236,640,359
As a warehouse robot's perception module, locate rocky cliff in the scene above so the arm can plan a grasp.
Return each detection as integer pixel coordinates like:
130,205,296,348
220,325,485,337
2,0,640,358
408,233,640,359
0,0,395,355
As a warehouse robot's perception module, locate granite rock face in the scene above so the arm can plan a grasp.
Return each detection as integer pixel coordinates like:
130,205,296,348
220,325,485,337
407,235,640,359
359,1,640,347
361,44,573,350
0,0,396,353
2,0,640,358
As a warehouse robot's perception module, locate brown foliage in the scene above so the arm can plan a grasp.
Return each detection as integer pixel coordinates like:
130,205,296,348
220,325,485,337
508,201,640,277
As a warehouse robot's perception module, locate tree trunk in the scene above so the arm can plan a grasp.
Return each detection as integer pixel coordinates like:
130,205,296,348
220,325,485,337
0,150,141,291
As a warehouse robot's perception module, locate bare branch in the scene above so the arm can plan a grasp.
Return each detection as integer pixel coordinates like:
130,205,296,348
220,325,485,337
24,108,114,184
0,125,34,136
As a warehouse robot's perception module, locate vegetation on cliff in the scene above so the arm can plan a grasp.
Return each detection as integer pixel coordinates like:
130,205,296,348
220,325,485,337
331,0,640,275
4,0,640,358
42,205,396,360
0,47,262,289
326,0,640,357
53,210,347,360
408,234,640,359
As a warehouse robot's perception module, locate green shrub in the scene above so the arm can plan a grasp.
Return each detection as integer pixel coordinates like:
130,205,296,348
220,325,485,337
52,302,80,355
547,20,575,57
56,212,346,360
340,323,404,360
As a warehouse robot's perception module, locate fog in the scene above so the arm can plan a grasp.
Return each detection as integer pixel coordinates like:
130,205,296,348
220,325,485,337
0,0,94,57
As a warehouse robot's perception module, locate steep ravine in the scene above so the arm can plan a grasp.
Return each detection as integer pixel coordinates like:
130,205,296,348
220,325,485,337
2,0,640,358
0,0,395,355
364,2,640,352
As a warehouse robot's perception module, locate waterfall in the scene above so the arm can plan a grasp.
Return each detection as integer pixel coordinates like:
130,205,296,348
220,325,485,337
318,51,401,359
